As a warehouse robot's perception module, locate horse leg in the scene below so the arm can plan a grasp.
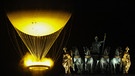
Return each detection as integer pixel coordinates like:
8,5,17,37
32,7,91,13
113,65,116,74
72,63,75,71
85,63,88,72
106,59,110,73
80,59,84,73
95,60,99,72
101,62,107,73
99,58,104,73
81,63,84,73
73,58,77,71
105,63,110,73
119,62,122,72
85,58,87,71
90,60,94,73
76,64,81,73
100,63,104,73
110,62,115,74
90,64,93,73
106,62,110,73
93,59,97,73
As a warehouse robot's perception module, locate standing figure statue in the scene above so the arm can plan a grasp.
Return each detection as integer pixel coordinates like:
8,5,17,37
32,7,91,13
90,35,106,73
91,36,104,54
122,46,131,74
62,47,73,74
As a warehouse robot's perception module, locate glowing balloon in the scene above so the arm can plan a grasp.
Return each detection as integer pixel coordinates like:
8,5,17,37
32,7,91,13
7,10,72,60
7,10,71,36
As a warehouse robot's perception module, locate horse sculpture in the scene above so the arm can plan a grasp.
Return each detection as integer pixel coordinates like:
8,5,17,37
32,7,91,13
83,46,94,73
110,47,123,74
72,46,84,74
99,47,110,73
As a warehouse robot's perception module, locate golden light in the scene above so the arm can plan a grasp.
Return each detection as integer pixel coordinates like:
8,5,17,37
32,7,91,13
6,10,72,60
23,52,54,70
7,10,71,36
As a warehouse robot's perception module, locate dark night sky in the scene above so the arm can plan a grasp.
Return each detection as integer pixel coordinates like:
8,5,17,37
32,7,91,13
1,0,135,76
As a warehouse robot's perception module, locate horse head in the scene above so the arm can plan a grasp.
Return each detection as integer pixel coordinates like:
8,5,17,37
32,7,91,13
83,46,91,56
103,47,110,56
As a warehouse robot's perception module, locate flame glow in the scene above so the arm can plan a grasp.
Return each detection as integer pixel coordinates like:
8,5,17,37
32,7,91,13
23,52,54,70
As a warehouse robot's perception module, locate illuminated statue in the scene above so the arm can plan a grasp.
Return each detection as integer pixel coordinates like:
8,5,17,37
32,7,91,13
110,47,123,74
83,46,94,73
122,46,131,74
90,35,106,73
99,47,110,73
91,36,105,54
62,47,73,74
72,46,84,74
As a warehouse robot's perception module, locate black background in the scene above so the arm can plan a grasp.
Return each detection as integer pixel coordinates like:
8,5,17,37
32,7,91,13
0,0,135,76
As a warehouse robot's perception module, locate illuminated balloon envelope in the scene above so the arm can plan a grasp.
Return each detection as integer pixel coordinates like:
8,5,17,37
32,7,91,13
7,10,72,60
